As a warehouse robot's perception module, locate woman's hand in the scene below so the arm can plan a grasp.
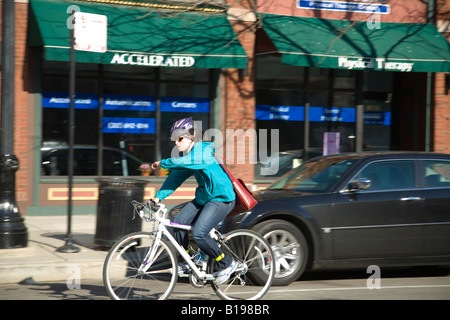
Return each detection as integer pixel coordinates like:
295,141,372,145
147,198,160,211
151,161,161,170
150,161,161,175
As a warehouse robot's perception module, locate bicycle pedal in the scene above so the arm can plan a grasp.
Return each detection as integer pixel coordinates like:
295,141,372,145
237,276,246,286
204,274,215,281
178,270,190,278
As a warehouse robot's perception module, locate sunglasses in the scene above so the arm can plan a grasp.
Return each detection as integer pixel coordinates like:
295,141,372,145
175,136,194,143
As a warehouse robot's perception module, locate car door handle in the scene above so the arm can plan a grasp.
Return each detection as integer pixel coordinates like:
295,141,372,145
400,197,422,201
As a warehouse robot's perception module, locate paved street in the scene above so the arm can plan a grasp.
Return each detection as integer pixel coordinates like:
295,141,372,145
1,215,449,304
1,266,449,300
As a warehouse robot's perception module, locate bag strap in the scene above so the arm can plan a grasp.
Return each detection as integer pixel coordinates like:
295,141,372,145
212,152,237,182
213,153,254,196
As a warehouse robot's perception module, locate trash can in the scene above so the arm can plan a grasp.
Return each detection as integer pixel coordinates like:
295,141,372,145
95,178,148,249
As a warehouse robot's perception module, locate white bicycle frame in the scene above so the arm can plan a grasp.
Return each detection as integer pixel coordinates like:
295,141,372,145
135,202,217,281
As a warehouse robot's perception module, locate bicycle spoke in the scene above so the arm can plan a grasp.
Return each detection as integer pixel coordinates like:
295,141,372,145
243,238,256,261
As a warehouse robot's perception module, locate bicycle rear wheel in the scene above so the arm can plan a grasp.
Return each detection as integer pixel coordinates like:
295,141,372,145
210,229,275,300
103,232,178,300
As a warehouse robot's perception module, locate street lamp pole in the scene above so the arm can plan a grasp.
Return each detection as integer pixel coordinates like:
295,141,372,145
0,0,28,249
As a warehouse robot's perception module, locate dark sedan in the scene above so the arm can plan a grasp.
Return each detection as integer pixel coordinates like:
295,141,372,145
220,152,450,286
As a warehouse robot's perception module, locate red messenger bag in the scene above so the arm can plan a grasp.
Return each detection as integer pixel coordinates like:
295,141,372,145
213,153,258,219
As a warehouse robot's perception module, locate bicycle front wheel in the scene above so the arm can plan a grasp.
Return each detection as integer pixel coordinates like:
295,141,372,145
210,229,275,300
103,232,178,300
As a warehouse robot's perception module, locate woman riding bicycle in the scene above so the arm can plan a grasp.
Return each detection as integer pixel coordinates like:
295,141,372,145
150,117,237,285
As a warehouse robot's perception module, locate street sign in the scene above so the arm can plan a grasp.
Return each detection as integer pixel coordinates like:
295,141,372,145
74,12,107,53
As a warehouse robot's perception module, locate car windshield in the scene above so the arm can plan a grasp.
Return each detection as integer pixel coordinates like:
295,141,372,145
268,156,360,193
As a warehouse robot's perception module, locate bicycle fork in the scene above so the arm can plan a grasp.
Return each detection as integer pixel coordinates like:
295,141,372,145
137,228,165,275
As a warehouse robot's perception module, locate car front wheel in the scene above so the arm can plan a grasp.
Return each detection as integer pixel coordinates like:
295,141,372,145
252,219,309,286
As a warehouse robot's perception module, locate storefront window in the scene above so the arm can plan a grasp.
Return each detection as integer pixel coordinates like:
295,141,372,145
102,80,156,175
333,69,356,90
40,61,212,177
362,71,393,151
255,55,306,178
41,62,99,175
255,54,393,179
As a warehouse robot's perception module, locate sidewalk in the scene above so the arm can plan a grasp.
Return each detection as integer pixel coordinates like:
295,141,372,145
0,215,133,284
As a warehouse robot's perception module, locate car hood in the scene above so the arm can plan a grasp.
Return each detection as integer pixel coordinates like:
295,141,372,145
222,188,317,229
253,188,310,201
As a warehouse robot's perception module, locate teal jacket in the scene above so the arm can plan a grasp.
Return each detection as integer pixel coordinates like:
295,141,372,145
155,142,235,205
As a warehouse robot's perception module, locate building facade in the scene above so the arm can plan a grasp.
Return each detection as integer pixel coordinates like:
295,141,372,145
1,0,449,215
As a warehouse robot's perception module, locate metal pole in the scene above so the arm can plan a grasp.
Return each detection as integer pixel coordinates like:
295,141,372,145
425,0,435,152
155,68,161,161
303,103,310,160
1,0,15,154
0,0,28,249
57,9,80,253
356,104,364,152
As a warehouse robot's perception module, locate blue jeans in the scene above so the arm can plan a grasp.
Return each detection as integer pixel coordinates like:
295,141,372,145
171,199,235,270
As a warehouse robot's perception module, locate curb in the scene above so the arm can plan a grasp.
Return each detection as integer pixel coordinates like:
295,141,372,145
0,260,105,284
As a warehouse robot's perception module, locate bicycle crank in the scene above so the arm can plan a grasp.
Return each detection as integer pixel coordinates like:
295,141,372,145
189,273,207,288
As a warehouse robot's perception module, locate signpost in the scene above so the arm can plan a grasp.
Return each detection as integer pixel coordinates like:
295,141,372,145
74,11,107,53
57,9,107,253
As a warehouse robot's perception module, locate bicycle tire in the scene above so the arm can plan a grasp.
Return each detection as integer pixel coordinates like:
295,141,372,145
210,229,275,300
103,232,178,300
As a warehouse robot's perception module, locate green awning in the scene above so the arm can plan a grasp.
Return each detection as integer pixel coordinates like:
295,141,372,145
28,0,248,69
260,14,450,72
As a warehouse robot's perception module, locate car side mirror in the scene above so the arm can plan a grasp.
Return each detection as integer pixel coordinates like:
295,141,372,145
347,178,372,192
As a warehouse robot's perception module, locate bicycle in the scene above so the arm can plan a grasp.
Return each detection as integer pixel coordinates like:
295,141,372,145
103,200,275,300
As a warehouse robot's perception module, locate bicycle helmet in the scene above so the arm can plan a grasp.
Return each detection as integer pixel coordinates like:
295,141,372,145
170,117,195,141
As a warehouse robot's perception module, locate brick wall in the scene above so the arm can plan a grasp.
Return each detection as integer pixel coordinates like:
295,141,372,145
0,2,33,214
434,73,450,154
434,1,450,154
224,0,257,182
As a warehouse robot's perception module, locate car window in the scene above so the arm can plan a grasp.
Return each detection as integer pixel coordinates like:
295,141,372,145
103,149,124,175
269,157,358,193
354,160,414,191
423,160,450,188
102,150,142,176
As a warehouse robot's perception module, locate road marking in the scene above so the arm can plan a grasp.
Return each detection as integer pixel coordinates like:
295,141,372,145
269,284,450,293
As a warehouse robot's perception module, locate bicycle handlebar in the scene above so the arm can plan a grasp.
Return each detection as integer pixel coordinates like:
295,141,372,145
131,200,168,223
